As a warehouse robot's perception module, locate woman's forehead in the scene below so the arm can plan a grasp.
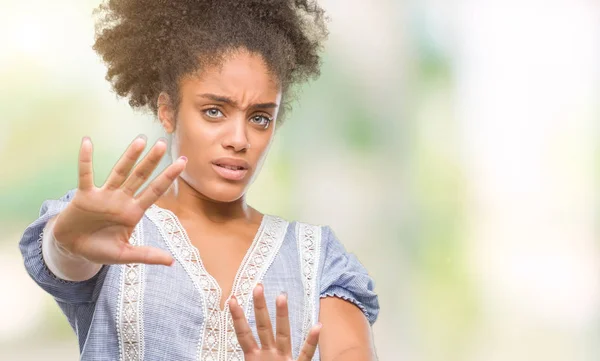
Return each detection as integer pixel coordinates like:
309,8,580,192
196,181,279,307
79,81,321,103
181,52,281,99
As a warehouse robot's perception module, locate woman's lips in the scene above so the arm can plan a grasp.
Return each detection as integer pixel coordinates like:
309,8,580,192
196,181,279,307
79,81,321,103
211,163,248,181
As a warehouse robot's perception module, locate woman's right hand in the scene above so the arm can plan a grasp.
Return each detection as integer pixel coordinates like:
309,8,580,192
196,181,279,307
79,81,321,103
52,135,187,266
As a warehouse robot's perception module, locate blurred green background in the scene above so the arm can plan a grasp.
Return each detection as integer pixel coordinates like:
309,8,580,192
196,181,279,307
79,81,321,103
1,0,599,360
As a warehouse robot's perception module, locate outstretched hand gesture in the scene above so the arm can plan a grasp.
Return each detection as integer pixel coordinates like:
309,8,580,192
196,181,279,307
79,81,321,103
52,135,187,266
229,285,322,361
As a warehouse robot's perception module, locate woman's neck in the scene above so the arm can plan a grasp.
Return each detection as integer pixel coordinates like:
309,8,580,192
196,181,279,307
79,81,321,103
155,176,259,226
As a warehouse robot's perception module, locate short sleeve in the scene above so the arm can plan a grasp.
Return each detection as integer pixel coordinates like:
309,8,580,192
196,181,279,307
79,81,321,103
318,226,380,325
18,188,106,304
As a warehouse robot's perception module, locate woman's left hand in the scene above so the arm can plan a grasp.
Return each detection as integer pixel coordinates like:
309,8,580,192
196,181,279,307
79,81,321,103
229,284,322,361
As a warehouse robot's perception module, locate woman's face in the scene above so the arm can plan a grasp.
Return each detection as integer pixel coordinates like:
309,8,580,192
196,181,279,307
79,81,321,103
160,49,282,203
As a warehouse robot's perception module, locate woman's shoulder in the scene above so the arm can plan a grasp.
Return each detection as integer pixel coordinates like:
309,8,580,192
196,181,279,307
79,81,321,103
268,214,329,241
271,215,341,260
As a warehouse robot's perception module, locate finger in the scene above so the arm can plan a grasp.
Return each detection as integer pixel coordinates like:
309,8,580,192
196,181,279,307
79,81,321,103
275,292,292,355
121,139,167,196
78,137,95,190
115,244,174,266
103,135,147,191
253,284,275,349
135,156,187,210
229,296,258,353
297,323,322,361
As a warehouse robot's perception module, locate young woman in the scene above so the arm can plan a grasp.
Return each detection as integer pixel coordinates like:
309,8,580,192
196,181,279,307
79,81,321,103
19,1,379,360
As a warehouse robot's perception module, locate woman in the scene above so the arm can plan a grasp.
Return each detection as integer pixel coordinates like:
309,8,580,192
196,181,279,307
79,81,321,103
19,1,379,360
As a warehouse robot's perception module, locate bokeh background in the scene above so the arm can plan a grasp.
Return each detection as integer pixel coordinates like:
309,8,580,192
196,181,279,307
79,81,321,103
1,0,599,360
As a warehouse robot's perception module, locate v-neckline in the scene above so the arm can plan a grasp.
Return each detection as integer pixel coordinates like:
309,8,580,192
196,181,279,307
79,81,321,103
144,203,290,360
148,203,268,311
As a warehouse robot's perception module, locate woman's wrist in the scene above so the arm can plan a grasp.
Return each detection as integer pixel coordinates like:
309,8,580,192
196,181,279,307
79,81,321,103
49,213,79,258
42,213,101,281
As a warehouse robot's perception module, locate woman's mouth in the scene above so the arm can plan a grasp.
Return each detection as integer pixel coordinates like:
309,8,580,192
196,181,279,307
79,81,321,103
211,163,249,181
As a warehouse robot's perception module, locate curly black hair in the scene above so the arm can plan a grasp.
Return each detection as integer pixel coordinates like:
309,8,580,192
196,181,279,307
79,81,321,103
92,0,328,123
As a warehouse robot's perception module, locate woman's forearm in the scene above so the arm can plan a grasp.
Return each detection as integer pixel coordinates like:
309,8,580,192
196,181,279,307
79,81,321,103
330,346,376,361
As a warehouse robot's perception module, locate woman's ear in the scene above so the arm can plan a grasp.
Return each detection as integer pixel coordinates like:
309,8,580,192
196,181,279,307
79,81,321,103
157,92,176,134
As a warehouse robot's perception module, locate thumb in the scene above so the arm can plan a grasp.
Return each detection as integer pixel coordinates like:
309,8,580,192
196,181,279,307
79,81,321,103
117,245,174,266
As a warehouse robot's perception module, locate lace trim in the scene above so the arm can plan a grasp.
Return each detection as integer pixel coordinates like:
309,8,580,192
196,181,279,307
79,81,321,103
117,221,145,361
225,216,289,361
146,204,288,361
296,223,322,353
144,206,209,360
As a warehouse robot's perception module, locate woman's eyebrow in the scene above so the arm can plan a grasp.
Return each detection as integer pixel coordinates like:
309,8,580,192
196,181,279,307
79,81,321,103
198,93,278,110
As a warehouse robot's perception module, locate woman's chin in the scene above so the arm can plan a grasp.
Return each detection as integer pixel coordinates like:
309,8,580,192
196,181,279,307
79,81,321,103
181,172,248,203
202,181,247,203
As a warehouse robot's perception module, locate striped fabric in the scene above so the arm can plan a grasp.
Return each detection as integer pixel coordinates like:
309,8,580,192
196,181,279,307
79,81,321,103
19,189,379,360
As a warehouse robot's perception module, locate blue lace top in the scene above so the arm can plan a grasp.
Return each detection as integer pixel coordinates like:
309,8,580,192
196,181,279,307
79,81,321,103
19,188,379,361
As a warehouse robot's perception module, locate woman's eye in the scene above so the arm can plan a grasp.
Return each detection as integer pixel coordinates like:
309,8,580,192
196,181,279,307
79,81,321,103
204,108,223,118
250,115,272,129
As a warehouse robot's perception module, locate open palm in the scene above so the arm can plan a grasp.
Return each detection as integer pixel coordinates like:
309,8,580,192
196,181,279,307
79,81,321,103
53,135,187,266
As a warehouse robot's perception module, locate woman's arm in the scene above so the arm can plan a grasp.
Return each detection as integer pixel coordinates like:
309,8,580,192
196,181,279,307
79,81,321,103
318,297,377,361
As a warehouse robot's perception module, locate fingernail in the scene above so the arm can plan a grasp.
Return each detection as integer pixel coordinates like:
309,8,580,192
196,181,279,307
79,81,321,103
157,137,167,144
317,322,323,329
136,134,147,140
280,291,288,299
82,136,90,143
179,156,187,162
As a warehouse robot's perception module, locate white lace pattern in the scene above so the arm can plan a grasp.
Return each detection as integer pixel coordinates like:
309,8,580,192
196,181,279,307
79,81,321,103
146,204,288,361
296,223,322,351
117,221,145,361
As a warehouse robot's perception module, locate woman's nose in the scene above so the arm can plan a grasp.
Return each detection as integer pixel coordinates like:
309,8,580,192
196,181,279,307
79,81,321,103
222,117,250,152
